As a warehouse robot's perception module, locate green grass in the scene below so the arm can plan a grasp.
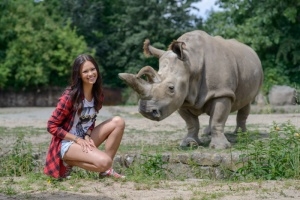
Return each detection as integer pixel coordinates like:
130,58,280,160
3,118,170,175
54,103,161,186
0,126,45,136
232,121,300,180
1,121,300,197
0,134,35,177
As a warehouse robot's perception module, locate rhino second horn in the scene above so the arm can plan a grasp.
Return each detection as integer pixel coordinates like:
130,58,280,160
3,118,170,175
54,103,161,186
143,39,165,58
118,73,150,97
137,66,161,83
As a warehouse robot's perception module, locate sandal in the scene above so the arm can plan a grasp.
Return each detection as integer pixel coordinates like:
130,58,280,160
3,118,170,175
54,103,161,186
99,168,125,179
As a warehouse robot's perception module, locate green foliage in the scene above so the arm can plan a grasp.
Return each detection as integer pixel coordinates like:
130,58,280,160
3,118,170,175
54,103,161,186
0,134,35,177
55,0,202,87
0,0,202,89
103,0,202,86
233,122,300,180
204,0,300,91
126,153,169,181
1,0,300,91
0,0,93,90
261,58,290,94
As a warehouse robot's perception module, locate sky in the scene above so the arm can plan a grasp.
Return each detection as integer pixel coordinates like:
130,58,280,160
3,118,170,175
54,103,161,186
192,0,222,19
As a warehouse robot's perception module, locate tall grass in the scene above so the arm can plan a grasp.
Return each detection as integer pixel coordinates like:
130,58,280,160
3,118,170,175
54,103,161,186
0,134,35,177
233,121,300,180
125,153,169,181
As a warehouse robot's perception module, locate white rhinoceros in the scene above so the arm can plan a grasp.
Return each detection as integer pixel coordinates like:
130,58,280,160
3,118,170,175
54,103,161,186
119,30,263,149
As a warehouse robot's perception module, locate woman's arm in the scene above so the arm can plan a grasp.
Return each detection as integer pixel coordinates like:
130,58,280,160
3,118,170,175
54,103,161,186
47,90,74,139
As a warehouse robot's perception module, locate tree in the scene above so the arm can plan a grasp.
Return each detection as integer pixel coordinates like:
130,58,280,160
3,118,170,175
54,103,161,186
0,0,203,89
0,0,93,90
102,0,203,87
48,0,203,87
203,0,300,93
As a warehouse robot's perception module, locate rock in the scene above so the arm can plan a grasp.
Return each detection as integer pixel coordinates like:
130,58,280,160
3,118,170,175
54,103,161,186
268,85,296,106
255,91,266,106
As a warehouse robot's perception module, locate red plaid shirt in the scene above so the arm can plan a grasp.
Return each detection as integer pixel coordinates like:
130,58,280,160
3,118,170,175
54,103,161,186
44,89,96,178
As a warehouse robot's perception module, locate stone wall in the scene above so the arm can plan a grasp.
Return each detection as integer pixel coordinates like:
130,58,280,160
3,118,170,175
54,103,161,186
0,87,123,107
35,150,243,180
113,151,243,180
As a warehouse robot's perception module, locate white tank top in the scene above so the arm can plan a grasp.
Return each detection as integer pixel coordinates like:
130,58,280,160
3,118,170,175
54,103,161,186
69,98,97,137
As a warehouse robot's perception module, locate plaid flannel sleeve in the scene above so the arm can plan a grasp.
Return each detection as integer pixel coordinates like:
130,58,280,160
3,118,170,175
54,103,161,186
47,91,73,139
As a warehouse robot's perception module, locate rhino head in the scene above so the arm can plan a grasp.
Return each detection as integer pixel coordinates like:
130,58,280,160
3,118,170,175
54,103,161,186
119,39,190,121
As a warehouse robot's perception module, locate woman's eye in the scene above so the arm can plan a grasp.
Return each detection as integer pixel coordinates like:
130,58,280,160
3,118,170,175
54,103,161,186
82,68,96,74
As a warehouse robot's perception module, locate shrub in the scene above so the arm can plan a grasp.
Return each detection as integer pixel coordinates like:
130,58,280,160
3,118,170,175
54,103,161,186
233,121,300,180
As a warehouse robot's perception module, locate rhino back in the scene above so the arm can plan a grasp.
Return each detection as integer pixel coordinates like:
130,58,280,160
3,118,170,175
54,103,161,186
178,30,263,111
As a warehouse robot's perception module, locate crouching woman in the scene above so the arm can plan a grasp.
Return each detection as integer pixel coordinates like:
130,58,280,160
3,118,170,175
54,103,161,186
44,54,125,179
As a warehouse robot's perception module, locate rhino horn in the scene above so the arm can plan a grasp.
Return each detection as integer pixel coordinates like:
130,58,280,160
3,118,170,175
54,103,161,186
118,73,151,97
137,66,161,83
143,39,165,58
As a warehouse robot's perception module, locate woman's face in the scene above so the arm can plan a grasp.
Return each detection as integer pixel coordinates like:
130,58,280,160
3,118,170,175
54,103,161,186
80,61,98,86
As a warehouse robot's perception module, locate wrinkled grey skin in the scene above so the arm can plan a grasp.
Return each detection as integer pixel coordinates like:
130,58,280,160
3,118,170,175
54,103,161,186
119,30,263,149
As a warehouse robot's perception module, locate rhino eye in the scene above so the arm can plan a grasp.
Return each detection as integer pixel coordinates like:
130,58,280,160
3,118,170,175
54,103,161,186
169,86,175,93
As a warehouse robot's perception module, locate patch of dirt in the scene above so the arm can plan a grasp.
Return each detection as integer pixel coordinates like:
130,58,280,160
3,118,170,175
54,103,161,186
1,106,300,200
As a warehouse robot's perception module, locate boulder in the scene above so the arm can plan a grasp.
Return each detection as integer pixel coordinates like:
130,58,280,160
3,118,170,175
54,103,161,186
268,85,296,106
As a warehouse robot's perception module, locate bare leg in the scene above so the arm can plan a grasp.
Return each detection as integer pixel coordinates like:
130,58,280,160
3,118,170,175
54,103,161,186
63,146,112,172
92,116,125,159
63,116,125,172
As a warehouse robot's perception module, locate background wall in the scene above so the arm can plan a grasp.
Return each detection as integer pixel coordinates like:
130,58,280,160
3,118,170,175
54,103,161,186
0,87,123,107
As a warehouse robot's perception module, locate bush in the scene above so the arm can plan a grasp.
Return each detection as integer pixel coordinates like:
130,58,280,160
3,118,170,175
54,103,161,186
233,121,300,180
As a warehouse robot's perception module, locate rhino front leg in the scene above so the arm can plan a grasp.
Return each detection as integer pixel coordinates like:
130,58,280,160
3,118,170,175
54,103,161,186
234,103,250,133
208,97,231,149
178,108,202,147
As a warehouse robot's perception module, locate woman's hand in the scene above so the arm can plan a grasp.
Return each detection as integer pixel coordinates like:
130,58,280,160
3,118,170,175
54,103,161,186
85,135,96,148
75,137,95,153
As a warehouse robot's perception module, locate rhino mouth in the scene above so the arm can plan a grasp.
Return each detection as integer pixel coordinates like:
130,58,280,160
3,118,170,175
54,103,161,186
138,100,162,121
139,108,161,121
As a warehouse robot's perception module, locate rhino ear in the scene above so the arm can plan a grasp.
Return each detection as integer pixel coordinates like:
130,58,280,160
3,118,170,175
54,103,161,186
169,41,186,61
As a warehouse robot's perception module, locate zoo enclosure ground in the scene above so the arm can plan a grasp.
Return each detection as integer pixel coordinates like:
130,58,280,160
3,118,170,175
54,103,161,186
1,105,300,200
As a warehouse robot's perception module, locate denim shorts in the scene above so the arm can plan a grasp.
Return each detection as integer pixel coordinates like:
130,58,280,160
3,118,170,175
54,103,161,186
60,139,74,160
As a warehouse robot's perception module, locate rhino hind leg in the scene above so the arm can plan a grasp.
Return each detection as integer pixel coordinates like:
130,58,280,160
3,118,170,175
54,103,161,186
208,98,232,149
234,103,250,133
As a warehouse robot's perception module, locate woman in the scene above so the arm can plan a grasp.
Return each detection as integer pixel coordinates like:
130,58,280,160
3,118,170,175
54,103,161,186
44,54,125,179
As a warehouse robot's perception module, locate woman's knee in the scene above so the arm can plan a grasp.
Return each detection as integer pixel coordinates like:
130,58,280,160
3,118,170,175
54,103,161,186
112,116,125,129
94,156,112,172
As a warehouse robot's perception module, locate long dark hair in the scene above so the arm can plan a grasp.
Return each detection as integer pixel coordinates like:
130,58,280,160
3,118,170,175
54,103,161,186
68,54,104,114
